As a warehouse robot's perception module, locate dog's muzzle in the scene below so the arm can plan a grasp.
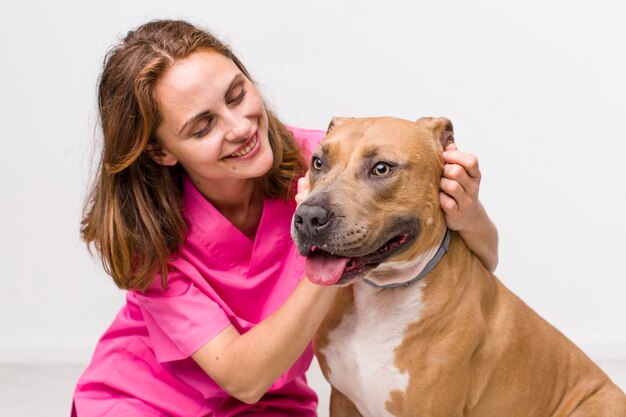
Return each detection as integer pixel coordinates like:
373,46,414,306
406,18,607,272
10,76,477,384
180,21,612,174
293,204,332,239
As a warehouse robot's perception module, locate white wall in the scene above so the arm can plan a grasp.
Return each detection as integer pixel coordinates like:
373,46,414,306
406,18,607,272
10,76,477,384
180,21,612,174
1,0,624,373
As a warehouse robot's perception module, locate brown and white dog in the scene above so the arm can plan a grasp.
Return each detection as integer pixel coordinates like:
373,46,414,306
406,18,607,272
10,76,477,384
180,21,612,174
291,117,626,417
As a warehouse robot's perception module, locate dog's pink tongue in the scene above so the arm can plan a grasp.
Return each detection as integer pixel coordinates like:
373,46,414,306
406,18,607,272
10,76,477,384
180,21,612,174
306,252,350,285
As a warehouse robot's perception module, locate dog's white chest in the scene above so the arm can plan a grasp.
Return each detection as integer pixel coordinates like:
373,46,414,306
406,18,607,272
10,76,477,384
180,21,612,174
320,282,425,417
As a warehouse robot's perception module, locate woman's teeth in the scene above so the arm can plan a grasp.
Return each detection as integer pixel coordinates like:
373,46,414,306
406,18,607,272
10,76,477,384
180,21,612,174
230,135,257,158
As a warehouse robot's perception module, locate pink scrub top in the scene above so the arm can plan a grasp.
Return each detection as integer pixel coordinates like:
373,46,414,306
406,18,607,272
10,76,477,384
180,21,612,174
72,127,324,417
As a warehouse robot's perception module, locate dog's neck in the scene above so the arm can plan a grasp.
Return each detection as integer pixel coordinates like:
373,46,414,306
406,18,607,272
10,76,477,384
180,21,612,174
361,228,451,289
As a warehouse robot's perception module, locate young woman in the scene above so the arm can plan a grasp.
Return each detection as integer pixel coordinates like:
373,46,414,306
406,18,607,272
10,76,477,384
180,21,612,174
72,19,498,417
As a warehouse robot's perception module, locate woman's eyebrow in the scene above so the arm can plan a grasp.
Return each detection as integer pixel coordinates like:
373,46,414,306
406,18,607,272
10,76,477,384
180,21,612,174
177,73,245,136
224,73,244,98
178,110,211,136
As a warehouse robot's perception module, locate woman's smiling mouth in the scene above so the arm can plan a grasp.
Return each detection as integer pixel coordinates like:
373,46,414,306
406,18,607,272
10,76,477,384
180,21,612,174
223,132,259,160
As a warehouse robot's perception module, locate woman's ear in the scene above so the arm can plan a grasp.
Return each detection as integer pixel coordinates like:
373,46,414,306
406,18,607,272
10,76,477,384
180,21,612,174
146,142,178,166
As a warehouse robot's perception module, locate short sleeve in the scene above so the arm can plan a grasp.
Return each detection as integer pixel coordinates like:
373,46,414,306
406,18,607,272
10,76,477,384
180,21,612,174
134,270,232,363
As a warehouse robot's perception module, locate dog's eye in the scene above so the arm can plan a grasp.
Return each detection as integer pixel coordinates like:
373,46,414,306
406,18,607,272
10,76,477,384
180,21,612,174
372,162,392,176
312,156,324,170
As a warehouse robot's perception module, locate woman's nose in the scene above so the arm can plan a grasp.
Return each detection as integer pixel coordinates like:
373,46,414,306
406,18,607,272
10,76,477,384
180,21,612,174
222,110,250,142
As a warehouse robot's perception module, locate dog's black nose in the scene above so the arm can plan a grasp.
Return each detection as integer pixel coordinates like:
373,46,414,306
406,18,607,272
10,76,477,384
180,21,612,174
294,204,332,237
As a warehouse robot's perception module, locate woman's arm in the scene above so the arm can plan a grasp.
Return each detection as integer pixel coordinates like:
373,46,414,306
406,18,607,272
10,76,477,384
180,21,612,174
192,279,337,404
192,172,335,404
439,143,499,272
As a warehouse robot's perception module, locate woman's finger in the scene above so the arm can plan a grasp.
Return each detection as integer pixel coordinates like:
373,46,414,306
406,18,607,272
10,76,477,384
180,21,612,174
444,142,458,152
295,171,310,206
442,163,478,198
439,190,458,213
440,177,471,211
442,150,480,179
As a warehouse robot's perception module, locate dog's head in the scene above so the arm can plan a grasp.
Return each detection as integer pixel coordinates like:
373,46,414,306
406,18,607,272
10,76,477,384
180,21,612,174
291,116,454,287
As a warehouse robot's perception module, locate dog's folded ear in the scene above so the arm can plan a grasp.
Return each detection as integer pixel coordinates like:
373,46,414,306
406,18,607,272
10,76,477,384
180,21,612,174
415,117,454,150
326,117,354,133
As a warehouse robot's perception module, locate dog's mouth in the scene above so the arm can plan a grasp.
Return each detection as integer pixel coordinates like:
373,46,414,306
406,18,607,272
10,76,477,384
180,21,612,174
305,233,413,286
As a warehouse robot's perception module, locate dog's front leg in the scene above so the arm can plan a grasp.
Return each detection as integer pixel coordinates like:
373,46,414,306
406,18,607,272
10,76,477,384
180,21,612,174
329,387,363,417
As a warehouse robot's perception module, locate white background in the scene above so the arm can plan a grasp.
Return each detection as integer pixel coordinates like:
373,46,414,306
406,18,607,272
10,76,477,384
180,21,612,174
1,0,625,410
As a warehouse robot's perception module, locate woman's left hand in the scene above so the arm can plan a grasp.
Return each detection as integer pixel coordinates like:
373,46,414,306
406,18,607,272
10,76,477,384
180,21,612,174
439,143,499,272
439,142,483,233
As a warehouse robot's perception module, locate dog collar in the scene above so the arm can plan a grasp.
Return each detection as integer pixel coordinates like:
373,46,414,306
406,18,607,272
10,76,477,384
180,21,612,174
362,228,451,289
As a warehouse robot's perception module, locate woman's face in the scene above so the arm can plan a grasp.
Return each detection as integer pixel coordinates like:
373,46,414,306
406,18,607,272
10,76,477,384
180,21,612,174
152,49,272,192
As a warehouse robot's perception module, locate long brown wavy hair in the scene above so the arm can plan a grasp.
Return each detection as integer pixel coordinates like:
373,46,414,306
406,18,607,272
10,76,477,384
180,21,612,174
82,20,306,292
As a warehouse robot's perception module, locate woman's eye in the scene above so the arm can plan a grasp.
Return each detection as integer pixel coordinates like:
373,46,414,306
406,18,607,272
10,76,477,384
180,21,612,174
229,85,246,105
312,157,323,170
193,119,213,138
372,162,392,176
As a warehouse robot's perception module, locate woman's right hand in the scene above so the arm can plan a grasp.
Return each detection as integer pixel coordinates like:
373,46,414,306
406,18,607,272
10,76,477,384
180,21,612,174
295,171,310,207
